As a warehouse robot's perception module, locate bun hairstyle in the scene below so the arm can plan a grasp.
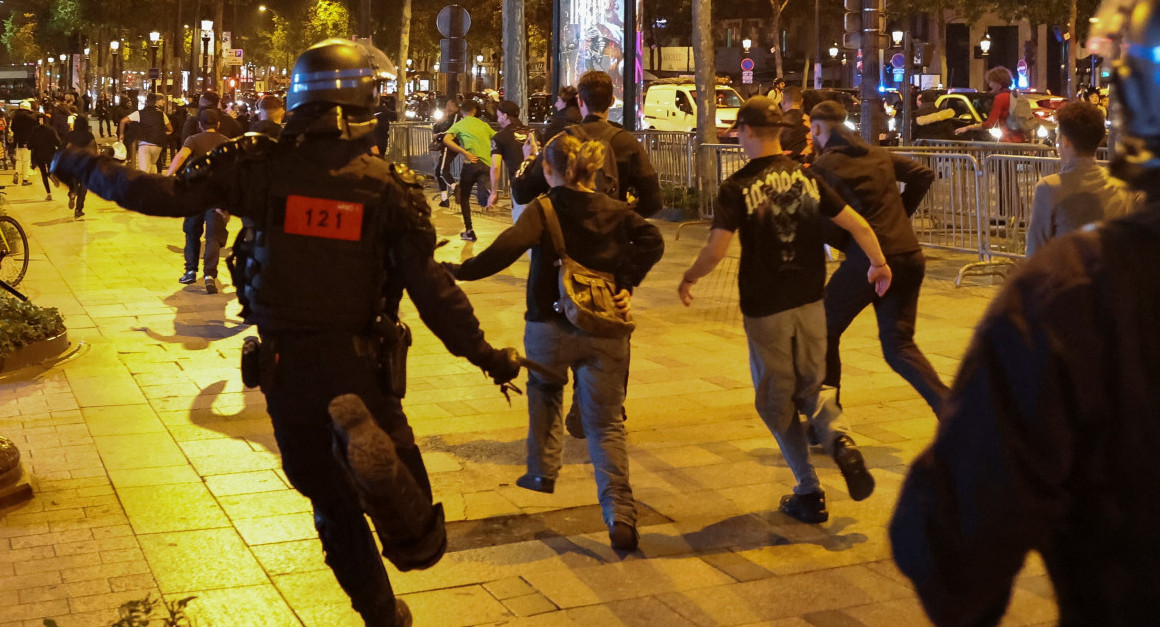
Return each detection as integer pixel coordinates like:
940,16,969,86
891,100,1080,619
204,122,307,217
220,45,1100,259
543,134,607,188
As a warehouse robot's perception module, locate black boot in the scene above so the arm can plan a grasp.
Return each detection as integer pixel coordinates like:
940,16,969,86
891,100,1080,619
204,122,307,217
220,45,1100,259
779,490,828,524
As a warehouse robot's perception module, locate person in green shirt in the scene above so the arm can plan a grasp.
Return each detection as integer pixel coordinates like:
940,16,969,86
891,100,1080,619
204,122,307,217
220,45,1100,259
442,99,496,241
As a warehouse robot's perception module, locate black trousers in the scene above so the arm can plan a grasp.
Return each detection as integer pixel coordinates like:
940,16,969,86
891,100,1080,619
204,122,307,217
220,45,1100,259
457,160,491,231
434,148,457,192
824,247,949,412
260,333,435,626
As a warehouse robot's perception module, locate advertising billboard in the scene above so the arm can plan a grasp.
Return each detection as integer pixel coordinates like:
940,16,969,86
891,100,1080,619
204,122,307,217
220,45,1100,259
557,0,640,124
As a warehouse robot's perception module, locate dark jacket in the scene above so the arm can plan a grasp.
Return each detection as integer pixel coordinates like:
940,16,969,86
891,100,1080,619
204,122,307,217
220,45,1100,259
30,123,61,166
812,132,932,255
63,126,97,153
912,102,958,141
11,108,38,145
891,199,1160,626
455,187,665,322
780,108,810,159
511,115,663,218
542,105,582,142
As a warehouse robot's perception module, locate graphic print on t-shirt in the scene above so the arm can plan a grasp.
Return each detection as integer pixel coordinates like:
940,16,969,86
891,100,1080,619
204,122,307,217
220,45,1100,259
741,168,821,262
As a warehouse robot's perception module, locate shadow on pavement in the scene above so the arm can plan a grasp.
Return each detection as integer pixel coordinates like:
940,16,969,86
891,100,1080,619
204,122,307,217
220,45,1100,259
134,288,250,350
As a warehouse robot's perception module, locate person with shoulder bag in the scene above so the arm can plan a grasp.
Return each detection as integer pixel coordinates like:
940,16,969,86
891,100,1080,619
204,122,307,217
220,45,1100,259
450,134,665,552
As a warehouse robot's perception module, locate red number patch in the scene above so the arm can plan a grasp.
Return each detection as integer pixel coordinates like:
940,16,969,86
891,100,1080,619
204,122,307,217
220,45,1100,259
283,195,364,241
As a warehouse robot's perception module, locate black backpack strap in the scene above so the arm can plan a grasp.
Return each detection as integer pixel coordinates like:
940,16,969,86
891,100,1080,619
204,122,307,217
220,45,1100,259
537,195,569,261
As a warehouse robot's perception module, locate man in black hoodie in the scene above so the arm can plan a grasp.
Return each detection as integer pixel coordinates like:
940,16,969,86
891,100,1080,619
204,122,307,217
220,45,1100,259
809,100,947,415
181,92,243,142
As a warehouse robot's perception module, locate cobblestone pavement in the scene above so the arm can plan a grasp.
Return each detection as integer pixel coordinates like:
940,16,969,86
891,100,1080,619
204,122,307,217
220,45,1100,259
0,177,1056,627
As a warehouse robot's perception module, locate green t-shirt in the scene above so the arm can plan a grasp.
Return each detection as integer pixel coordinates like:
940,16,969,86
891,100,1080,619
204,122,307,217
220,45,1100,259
447,116,496,166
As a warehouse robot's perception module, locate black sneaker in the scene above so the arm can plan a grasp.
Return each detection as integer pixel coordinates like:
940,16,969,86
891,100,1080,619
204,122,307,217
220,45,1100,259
438,199,450,208
779,491,829,524
178,270,196,284
204,276,218,294
608,522,639,551
74,209,84,219
833,435,875,501
45,193,52,201
11,173,17,184
459,230,477,242
515,474,555,494
21,180,32,186
68,192,75,210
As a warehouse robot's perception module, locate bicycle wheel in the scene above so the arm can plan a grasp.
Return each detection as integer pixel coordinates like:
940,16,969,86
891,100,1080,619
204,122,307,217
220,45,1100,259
0,215,29,287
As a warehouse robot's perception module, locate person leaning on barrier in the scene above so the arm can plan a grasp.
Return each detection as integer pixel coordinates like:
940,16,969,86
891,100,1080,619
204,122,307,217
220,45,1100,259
53,38,522,627
511,70,663,219
808,100,947,415
891,1,1160,622
912,90,958,141
1025,100,1133,256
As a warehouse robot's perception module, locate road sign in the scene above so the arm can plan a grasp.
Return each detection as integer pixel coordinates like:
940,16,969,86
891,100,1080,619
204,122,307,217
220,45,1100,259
742,70,753,84
740,57,755,72
437,5,471,38
225,49,243,66
890,53,906,70
893,68,905,82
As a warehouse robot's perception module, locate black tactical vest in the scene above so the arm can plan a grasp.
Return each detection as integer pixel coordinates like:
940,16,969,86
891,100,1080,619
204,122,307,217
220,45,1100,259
241,154,396,332
138,106,168,146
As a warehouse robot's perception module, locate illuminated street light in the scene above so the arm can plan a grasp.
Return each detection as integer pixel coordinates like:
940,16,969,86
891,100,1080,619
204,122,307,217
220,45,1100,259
980,33,992,56
829,43,840,59
259,4,267,11
742,38,752,54
891,31,904,48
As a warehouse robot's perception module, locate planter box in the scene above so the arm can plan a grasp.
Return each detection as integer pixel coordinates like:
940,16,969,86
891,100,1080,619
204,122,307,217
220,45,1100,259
0,332,69,373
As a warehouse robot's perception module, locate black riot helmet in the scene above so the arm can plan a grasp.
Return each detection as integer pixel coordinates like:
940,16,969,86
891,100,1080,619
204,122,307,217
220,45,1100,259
284,38,397,140
1090,0,1160,178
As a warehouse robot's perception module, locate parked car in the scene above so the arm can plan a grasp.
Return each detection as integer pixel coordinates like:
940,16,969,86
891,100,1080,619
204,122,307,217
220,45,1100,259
642,80,743,140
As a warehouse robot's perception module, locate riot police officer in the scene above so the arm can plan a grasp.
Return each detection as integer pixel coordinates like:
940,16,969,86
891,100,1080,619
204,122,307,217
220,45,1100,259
54,39,521,627
889,1,1160,623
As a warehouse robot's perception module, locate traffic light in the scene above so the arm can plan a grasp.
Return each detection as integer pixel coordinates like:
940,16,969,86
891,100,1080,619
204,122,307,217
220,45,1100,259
843,0,862,50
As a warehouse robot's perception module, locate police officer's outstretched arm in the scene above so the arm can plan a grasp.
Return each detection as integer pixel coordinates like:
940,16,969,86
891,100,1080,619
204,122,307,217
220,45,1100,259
52,146,231,218
388,178,519,384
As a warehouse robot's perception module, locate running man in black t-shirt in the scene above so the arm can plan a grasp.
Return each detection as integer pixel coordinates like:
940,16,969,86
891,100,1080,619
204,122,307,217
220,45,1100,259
679,97,892,524
489,100,534,221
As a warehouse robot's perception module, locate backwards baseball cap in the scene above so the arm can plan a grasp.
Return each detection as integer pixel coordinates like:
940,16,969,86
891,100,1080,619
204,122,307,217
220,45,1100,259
497,100,520,119
728,96,793,131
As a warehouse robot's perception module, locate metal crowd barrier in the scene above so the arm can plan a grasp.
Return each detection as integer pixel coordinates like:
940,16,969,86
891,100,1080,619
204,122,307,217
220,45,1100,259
912,139,1057,161
892,152,986,264
632,130,696,188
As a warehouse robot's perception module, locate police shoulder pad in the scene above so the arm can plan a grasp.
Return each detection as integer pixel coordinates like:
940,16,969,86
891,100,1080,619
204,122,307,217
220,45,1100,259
210,132,279,162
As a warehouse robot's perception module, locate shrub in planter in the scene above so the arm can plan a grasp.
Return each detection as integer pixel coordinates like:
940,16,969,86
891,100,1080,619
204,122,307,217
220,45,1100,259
0,297,66,362
659,184,702,221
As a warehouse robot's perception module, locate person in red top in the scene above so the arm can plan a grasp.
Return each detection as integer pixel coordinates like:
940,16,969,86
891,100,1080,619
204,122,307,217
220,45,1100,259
955,66,1026,143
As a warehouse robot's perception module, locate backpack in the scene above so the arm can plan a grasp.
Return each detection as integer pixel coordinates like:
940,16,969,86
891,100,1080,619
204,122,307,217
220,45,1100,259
563,122,625,200
538,195,635,338
1006,91,1037,134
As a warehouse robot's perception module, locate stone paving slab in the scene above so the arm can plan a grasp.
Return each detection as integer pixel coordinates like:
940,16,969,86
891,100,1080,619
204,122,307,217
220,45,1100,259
0,176,1057,626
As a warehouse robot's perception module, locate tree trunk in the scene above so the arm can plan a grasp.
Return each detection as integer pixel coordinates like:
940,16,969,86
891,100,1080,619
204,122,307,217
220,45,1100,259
1067,0,1077,97
770,1,784,79
934,8,947,85
398,0,410,97
503,0,527,120
692,0,717,203
214,0,224,92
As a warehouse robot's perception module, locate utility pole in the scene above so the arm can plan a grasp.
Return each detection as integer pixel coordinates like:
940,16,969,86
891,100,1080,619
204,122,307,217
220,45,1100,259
502,0,526,119
860,0,883,144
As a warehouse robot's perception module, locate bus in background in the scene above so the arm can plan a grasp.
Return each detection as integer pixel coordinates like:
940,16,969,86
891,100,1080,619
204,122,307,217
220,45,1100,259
0,66,37,105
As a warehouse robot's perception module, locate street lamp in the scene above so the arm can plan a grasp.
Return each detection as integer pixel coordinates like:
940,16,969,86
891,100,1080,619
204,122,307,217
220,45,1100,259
891,31,904,48
110,41,120,101
829,43,840,59
201,20,213,90
59,53,66,94
980,33,992,56
476,53,484,90
742,38,752,54
83,47,91,103
149,31,161,94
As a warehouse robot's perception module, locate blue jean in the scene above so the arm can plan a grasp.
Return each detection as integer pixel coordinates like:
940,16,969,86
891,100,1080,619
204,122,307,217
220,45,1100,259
524,319,635,527
744,300,851,495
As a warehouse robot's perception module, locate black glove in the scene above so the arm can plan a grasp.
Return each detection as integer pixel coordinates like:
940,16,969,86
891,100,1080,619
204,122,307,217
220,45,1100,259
485,347,521,386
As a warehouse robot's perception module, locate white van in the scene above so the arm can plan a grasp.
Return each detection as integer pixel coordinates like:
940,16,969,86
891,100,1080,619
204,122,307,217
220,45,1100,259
642,82,743,139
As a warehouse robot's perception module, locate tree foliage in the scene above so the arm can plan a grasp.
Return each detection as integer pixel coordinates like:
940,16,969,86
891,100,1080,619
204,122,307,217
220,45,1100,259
1,14,42,64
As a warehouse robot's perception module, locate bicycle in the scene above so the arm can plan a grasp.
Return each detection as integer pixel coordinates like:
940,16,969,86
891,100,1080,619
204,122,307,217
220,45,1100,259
0,191,29,298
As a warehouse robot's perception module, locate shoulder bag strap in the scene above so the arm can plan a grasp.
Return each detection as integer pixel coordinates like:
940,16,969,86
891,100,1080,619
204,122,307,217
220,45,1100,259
538,195,569,260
